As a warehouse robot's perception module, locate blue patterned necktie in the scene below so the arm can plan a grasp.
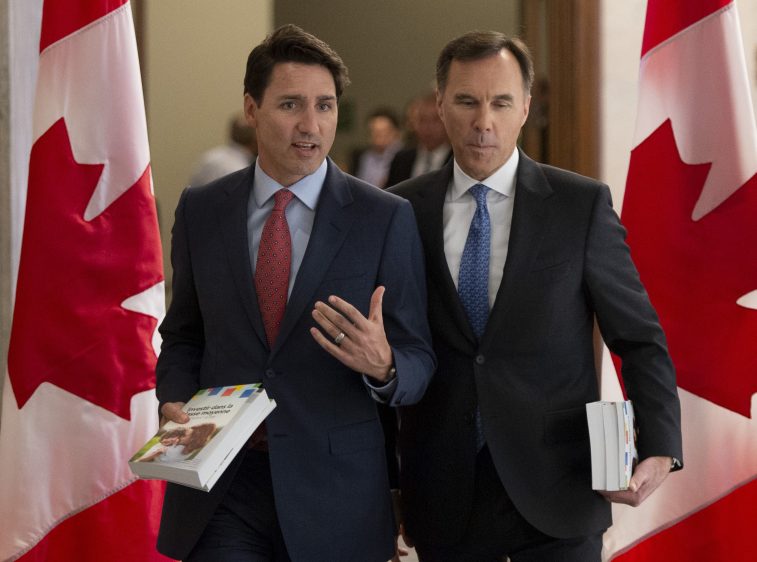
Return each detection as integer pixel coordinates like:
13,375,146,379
457,183,490,450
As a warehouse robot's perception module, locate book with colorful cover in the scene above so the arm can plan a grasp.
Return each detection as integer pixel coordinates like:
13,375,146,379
129,383,276,491
585,400,638,491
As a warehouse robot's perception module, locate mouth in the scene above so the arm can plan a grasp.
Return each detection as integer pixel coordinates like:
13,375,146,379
292,142,318,151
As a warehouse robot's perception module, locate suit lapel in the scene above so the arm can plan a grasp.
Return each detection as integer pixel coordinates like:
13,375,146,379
218,167,268,348
481,151,554,348
270,160,355,356
411,163,478,348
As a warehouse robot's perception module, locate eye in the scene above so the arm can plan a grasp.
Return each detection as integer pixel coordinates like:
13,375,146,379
317,102,333,112
455,97,477,108
281,101,297,110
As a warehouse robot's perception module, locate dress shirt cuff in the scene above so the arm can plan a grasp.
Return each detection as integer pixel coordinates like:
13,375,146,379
363,373,398,403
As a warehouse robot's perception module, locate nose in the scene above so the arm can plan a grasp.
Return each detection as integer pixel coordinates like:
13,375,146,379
297,106,318,135
472,105,493,133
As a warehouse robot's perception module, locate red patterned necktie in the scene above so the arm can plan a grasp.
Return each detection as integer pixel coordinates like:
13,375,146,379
255,188,295,346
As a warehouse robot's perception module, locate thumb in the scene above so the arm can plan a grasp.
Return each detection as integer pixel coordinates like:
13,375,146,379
369,286,385,324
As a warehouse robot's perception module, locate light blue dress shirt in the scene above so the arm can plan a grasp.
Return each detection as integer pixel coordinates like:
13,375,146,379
247,159,326,296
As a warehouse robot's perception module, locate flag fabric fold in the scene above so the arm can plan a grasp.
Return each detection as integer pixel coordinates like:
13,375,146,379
604,0,757,559
1,1,169,560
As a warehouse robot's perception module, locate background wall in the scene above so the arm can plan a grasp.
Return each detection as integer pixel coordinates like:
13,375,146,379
144,0,273,281
275,0,519,168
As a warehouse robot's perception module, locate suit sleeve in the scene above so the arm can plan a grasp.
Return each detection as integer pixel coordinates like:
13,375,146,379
155,188,203,407
377,200,436,407
584,185,683,465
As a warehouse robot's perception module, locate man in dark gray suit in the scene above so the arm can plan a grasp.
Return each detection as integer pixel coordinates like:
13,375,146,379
156,25,434,562
390,31,682,562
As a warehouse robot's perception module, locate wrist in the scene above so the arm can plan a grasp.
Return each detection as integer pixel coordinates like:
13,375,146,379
369,364,396,384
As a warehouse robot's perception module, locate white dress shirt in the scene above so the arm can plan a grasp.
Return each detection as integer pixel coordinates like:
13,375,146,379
443,149,519,310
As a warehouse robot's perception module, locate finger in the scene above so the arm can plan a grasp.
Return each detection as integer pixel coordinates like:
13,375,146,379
313,300,357,336
400,524,415,548
309,327,351,363
368,286,385,324
327,294,368,329
160,402,189,424
311,307,344,338
601,488,644,507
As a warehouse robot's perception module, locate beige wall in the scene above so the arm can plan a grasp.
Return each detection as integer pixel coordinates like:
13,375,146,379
275,0,520,167
144,0,273,284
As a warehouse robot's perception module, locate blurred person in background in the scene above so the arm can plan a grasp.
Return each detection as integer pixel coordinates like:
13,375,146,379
387,92,451,187
351,107,404,188
189,112,258,186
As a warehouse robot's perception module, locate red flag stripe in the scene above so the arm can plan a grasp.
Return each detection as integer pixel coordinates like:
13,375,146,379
40,0,129,53
641,0,731,57
613,479,757,562
17,480,171,562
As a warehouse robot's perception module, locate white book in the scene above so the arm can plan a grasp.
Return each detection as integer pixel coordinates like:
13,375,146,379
129,383,276,491
585,400,637,491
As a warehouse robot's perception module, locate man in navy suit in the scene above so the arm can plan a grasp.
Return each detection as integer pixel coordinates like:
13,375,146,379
155,25,435,562
391,31,682,561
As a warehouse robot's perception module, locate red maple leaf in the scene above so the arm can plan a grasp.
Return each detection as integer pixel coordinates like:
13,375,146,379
8,118,163,420
621,119,757,417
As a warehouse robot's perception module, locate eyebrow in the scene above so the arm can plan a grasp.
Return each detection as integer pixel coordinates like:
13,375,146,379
276,94,337,102
453,93,514,103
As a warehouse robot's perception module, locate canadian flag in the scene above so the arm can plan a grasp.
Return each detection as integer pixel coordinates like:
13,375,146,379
603,0,757,560
0,1,169,560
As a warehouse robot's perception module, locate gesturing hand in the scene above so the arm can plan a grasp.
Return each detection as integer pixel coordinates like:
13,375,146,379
310,286,394,382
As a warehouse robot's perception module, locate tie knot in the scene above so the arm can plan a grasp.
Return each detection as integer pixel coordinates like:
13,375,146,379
469,184,489,207
273,189,295,211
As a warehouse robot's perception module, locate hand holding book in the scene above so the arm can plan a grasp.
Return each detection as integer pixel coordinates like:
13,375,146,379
600,455,673,507
129,384,276,491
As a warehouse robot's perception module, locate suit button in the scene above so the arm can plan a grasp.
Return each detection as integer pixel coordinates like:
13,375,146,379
475,354,485,365
264,368,276,379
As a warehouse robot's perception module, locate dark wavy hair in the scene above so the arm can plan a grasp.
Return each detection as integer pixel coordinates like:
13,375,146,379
244,24,350,104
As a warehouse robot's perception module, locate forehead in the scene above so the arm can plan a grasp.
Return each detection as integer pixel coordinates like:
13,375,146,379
445,50,525,93
266,61,336,95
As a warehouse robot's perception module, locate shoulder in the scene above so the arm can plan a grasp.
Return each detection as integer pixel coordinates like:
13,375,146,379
538,162,605,191
182,167,251,202
332,163,409,210
519,155,610,206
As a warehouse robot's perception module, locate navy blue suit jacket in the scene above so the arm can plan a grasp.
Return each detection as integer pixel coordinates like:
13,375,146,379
156,159,435,561
391,152,682,545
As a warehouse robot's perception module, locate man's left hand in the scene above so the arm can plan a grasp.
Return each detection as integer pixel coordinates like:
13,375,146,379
601,456,672,507
310,286,394,382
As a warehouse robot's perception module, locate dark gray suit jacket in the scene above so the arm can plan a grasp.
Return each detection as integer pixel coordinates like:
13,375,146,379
390,152,682,544
156,159,435,561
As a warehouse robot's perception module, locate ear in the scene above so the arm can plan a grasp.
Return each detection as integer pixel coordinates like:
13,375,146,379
243,93,258,128
521,93,532,126
436,89,445,123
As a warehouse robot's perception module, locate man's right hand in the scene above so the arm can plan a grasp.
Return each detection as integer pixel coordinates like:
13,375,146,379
160,402,189,426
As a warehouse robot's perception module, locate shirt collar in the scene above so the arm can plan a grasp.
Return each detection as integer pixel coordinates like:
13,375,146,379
253,158,327,211
450,148,519,201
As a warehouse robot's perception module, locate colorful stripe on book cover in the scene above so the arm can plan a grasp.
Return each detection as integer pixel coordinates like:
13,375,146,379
193,384,262,398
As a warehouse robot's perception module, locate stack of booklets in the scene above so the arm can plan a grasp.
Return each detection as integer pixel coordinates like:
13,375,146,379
585,400,637,491
129,383,276,492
